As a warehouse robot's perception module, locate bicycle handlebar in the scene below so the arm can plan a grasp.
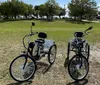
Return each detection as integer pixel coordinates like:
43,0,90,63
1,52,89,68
23,32,38,49
29,32,38,36
74,26,93,37
84,26,93,35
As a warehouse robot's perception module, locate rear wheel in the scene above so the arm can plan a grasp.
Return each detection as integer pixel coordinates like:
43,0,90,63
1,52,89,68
32,43,40,60
67,42,70,59
68,55,89,81
9,54,36,82
48,44,57,64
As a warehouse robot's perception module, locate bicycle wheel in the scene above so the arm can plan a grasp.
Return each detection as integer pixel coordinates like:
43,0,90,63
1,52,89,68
85,43,90,61
48,44,57,64
67,42,70,59
68,55,89,81
9,54,36,82
32,43,41,60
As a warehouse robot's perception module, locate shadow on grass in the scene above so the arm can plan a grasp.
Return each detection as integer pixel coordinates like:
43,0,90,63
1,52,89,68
36,61,53,74
67,79,88,85
7,80,32,85
64,57,69,68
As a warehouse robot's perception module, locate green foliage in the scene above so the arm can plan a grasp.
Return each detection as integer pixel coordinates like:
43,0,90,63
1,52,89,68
45,0,60,20
58,7,66,18
0,0,33,20
68,0,98,20
38,4,46,18
33,0,63,21
0,1,11,19
0,0,66,21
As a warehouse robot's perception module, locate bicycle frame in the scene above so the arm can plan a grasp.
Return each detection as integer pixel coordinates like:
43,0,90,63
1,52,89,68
33,41,46,60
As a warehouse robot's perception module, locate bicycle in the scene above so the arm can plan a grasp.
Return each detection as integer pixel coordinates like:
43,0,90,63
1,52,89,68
67,26,93,81
9,22,57,82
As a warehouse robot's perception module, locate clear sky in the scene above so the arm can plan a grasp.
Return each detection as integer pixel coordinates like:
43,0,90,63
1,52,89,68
21,0,71,7
0,0,100,7
0,0,71,7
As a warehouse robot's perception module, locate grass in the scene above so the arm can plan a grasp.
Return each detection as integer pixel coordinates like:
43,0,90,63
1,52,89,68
0,20,100,85
0,20,100,42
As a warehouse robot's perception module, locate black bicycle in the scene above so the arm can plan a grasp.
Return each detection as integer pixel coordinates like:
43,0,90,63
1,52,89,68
67,26,93,81
9,22,57,82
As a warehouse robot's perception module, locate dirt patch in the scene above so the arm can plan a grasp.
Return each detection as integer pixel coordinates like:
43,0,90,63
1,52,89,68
0,44,100,85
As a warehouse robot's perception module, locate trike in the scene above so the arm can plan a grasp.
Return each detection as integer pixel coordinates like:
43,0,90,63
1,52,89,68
9,22,57,82
66,26,93,81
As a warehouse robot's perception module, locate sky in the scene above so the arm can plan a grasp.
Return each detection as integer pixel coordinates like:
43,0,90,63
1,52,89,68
0,0,100,13
21,0,71,7
0,0,71,7
0,0,100,7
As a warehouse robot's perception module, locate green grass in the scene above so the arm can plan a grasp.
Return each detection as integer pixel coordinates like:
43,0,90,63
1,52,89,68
0,20,100,85
0,20,100,44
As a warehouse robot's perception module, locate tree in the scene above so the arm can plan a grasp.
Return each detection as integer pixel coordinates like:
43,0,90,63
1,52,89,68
68,0,97,21
23,4,33,19
45,0,61,21
0,1,12,19
10,0,22,19
0,0,34,20
34,5,40,19
0,0,62,20
58,7,66,18
38,4,46,19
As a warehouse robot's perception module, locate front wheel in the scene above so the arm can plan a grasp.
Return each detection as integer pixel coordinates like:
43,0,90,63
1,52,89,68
9,54,36,82
68,55,89,81
48,44,57,64
85,43,90,61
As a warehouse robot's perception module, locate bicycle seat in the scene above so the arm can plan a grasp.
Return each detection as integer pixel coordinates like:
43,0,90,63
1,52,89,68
38,32,47,38
74,32,83,37
35,39,45,44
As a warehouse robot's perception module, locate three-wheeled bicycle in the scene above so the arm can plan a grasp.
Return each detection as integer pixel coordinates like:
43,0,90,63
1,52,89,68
9,22,57,82
66,26,93,81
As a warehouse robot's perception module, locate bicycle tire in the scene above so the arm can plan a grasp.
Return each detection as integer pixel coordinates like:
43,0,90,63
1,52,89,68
68,55,89,81
32,43,40,60
48,44,57,64
67,42,70,59
9,54,36,82
85,43,90,61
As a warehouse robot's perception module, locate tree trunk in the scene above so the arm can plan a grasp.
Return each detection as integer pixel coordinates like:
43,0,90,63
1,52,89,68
14,15,16,20
25,15,27,20
79,15,82,21
59,15,61,19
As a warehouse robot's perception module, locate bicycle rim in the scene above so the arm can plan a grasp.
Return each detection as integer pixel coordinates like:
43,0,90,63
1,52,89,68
68,55,89,80
85,44,90,60
48,45,56,64
10,55,36,82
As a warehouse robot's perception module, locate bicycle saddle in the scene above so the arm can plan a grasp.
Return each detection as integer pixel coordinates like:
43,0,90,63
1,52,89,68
38,32,47,38
74,32,83,37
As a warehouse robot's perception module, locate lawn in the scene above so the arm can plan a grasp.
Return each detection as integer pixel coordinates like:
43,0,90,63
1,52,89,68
0,20,100,44
0,20,100,85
